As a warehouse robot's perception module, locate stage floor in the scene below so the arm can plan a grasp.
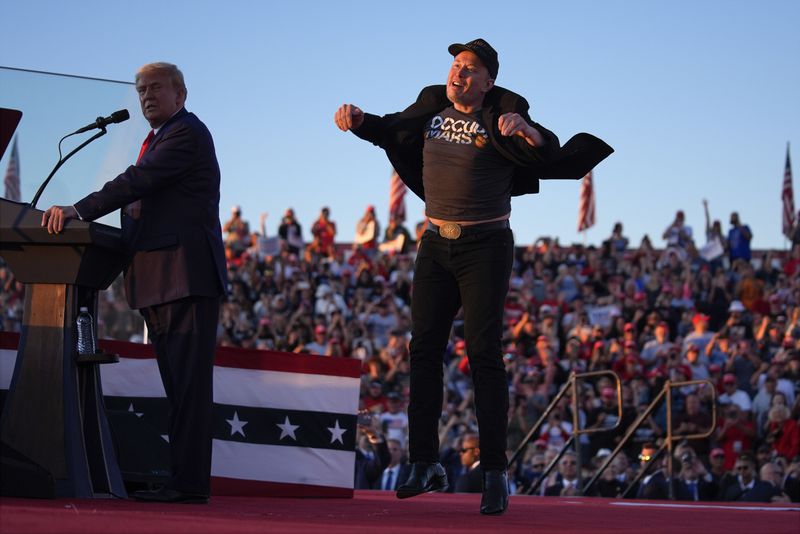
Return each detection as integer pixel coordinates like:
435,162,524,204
1,490,798,533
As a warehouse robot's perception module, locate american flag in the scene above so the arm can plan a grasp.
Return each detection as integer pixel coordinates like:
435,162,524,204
0,333,360,498
577,170,595,232
3,137,20,201
389,168,406,223
782,143,795,239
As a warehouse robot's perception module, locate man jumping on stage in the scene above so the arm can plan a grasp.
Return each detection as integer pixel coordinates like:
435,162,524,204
335,38,612,515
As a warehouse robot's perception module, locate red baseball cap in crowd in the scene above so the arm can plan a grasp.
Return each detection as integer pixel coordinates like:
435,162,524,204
722,373,737,384
533,438,548,448
624,323,635,332
692,313,709,324
601,387,616,398
708,364,722,374
315,325,327,335
710,448,725,458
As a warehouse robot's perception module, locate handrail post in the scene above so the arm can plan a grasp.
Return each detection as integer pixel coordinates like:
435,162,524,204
571,374,583,495
663,378,717,499
666,380,674,500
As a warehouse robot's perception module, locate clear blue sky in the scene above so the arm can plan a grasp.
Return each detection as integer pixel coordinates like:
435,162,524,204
1,0,798,250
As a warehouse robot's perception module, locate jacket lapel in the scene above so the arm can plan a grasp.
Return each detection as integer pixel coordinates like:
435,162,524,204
145,107,188,155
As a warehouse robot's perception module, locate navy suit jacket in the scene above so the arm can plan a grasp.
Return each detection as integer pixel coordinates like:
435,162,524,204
720,479,783,502
354,440,390,490
378,462,412,490
75,108,227,309
674,478,716,501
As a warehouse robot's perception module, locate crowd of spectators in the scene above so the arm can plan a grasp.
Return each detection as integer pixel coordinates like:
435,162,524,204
2,204,800,503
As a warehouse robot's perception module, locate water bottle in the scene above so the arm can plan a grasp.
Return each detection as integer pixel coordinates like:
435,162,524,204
76,307,96,355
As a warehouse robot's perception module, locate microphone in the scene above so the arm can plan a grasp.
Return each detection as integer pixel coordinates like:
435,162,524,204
30,110,128,207
73,109,130,134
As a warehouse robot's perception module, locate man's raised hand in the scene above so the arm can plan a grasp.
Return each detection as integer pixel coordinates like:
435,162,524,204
334,104,364,132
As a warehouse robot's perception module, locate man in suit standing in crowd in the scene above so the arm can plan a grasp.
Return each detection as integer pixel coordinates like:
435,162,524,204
42,62,227,504
379,439,412,491
453,433,483,493
544,452,582,496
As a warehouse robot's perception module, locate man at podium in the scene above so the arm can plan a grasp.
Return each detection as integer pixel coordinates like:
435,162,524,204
41,62,227,504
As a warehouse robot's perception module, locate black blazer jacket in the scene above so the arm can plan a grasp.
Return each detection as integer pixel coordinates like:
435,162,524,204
75,108,227,309
353,84,613,201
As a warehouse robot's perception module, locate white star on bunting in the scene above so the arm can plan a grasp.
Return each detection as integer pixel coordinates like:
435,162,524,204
277,416,299,441
127,402,143,418
327,419,347,444
226,411,248,437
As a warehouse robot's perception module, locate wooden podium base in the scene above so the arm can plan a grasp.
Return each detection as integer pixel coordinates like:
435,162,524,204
0,283,127,498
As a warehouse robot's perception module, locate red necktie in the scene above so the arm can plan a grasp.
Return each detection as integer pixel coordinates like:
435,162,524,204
126,130,154,218
136,130,155,164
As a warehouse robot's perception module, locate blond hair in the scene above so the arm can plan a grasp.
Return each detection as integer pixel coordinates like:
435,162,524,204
135,62,187,95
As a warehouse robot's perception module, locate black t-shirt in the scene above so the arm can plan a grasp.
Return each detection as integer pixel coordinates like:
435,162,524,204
422,106,514,221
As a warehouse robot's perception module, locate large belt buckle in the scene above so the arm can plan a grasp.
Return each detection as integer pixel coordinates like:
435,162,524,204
438,222,462,240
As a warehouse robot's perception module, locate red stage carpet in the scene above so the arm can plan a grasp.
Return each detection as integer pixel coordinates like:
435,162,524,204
1,491,798,533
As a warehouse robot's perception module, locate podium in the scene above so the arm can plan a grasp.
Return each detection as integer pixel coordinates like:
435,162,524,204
0,198,128,498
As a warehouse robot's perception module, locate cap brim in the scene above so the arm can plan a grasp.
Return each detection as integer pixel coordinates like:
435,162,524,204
448,43,470,56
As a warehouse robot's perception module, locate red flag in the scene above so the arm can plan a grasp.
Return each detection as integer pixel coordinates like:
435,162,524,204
577,170,595,232
3,137,20,202
782,143,795,239
389,168,406,223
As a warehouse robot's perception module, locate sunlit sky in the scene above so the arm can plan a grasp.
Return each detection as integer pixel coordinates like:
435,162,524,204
1,0,798,250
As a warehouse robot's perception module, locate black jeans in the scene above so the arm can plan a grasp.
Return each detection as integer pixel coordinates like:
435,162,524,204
408,227,514,470
141,295,220,495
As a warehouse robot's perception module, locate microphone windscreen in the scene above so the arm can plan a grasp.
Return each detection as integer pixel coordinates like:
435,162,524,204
111,109,130,124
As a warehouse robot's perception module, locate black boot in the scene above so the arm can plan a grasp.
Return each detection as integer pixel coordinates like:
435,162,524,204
480,469,509,515
396,462,449,499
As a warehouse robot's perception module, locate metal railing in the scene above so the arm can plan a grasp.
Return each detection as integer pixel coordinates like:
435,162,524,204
583,379,717,499
508,370,623,495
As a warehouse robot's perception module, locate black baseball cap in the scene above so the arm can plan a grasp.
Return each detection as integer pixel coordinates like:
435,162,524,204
448,38,499,79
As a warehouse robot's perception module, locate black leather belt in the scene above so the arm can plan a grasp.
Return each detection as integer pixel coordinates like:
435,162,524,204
426,220,510,240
